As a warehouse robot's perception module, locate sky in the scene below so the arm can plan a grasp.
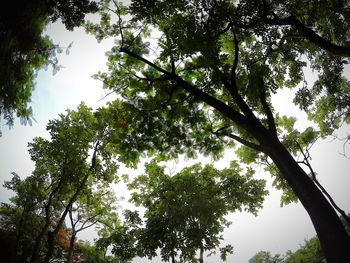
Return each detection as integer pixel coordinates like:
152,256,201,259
0,16,350,263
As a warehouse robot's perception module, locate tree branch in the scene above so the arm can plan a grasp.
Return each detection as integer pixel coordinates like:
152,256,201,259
258,79,277,136
119,47,252,130
295,140,350,227
210,124,265,153
262,1,350,57
219,27,264,129
226,133,266,153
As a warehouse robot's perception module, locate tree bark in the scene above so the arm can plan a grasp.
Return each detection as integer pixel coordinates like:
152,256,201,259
29,220,51,263
261,134,350,263
66,232,76,263
198,246,204,263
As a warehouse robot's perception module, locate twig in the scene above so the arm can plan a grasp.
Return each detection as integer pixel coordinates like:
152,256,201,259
295,140,350,227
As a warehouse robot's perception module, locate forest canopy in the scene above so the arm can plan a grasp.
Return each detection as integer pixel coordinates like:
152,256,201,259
1,0,350,263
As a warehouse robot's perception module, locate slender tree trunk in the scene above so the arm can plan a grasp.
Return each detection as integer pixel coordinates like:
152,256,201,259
15,207,28,262
43,144,99,263
198,246,204,263
263,135,350,263
29,221,50,263
66,232,76,263
44,231,55,263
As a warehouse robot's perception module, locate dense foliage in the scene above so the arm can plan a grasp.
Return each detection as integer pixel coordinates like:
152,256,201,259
85,0,350,262
128,161,267,262
2,0,350,262
0,104,120,263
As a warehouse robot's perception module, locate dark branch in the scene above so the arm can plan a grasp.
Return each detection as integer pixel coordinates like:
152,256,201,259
112,0,124,46
258,79,277,136
261,0,350,57
218,27,265,131
230,28,239,83
120,47,170,75
210,124,265,152
226,133,265,152
119,47,251,130
295,140,350,227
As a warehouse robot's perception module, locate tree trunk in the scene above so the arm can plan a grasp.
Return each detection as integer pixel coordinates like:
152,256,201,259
29,221,50,263
66,232,76,263
263,135,350,263
15,226,24,262
42,145,98,263
43,231,55,263
198,246,204,263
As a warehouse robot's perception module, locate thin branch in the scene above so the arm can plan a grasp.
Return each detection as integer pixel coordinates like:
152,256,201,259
216,21,233,37
120,47,170,75
210,123,265,152
295,140,350,227
97,90,116,102
97,2,119,16
230,28,239,84
220,26,264,129
226,133,266,152
77,214,101,232
112,0,124,46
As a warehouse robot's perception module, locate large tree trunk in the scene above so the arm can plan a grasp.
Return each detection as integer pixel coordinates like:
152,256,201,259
263,135,350,263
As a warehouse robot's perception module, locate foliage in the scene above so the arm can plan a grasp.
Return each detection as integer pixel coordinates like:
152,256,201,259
0,0,97,131
251,236,325,263
128,161,267,262
95,209,142,263
85,0,350,203
0,103,121,263
86,1,350,261
250,251,284,263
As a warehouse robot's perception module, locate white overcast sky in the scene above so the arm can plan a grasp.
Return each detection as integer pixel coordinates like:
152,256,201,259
0,16,349,263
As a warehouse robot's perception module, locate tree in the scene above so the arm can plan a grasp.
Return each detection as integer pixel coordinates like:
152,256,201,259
86,1,350,262
0,173,48,262
30,103,120,263
0,0,97,130
66,187,118,263
263,215,350,263
95,209,143,263
250,237,325,263
250,251,284,263
128,161,267,262
0,103,121,263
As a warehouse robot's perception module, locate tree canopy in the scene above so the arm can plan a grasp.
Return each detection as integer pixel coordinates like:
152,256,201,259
0,103,121,263
128,161,267,262
2,0,350,262
85,0,350,262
